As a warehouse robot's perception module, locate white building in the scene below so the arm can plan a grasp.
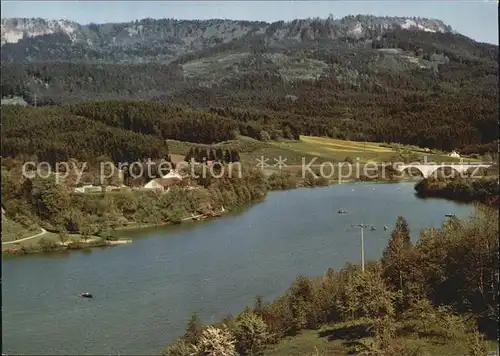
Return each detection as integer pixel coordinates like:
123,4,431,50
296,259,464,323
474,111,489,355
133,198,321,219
143,174,182,193
143,179,166,192
74,185,103,193
163,170,183,180
449,150,461,158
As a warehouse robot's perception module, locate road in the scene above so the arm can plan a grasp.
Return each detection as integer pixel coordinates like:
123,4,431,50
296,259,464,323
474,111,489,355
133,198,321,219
2,228,48,245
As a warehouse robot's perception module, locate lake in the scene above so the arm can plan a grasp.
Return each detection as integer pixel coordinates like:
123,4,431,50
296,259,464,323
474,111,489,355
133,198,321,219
2,182,475,355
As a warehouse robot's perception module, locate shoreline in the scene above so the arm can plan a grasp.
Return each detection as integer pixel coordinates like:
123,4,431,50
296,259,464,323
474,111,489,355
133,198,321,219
2,178,478,258
113,211,228,232
3,212,228,257
3,237,133,257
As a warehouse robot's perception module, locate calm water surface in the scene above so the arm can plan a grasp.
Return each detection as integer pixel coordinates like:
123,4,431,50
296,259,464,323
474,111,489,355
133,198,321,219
2,183,475,355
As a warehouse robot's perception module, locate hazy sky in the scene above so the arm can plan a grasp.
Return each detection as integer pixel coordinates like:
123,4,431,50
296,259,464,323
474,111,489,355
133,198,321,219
2,1,498,44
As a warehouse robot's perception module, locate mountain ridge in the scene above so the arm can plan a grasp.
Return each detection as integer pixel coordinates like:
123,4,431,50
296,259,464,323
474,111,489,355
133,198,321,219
1,15,456,63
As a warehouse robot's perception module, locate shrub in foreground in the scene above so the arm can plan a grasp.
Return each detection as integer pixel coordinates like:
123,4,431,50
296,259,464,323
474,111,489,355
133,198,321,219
233,311,270,355
190,326,237,356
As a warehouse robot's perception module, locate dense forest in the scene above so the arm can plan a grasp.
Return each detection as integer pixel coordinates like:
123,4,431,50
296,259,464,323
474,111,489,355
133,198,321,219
1,104,251,164
415,176,500,205
1,28,498,153
1,163,266,239
162,210,499,355
1,94,497,163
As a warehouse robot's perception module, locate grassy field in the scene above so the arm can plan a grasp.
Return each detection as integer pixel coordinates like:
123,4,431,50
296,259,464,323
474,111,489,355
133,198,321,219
263,136,472,165
3,231,52,251
167,136,469,175
1,215,39,242
265,319,499,356
1,216,97,252
1,230,91,252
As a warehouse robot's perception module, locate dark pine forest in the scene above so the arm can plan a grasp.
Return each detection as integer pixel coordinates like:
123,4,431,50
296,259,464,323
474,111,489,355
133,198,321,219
1,27,498,161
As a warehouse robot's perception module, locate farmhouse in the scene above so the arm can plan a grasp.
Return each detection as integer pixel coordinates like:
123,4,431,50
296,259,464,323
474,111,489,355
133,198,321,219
143,172,183,193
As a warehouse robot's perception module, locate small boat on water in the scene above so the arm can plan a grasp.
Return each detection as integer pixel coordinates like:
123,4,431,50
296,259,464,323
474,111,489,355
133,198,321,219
384,225,389,231
337,209,348,214
445,213,456,218
80,292,93,298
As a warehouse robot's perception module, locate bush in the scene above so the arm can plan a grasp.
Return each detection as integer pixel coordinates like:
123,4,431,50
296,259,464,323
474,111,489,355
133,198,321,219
435,305,468,339
37,237,58,252
191,326,237,356
96,226,116,241
270,129,283,141
359,316,398,354
260,130,271,141
483,153,493,162
315,177,329,186
168,208,184,224
184,313,204,345
234,311,270,355
466,329,489,356
161,339,193,356
288,276,319,331
267,172,297,190
259,296,294,341
337,267,395,321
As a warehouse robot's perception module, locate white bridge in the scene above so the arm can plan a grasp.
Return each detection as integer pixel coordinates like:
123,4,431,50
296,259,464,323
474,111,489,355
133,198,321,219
394,163,492,178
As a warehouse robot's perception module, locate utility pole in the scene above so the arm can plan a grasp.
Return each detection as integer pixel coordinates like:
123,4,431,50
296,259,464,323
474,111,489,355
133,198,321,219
351,223,375,272
360,225,364,272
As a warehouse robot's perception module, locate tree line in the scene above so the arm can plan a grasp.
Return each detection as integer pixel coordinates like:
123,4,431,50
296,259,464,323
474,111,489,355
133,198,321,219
184,146,241,163
415,176,500,205
3,94,497,162
1,164,266,236
1,104,247,165
162,210,499,355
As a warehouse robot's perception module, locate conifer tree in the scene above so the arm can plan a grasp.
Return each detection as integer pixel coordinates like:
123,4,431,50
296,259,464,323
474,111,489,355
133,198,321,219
215,147,224,162
223,149,231,163
193,147,201,162
208,149,216,161
201,148,209,162
184,147,194,162
230,150,240,162
382,216,412,292
183,312,203,345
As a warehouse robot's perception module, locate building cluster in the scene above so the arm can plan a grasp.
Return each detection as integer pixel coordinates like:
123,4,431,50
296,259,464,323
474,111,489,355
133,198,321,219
73,170,183,194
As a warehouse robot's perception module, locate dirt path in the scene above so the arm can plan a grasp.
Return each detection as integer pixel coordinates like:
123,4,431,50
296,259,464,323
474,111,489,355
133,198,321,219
2,228,47,245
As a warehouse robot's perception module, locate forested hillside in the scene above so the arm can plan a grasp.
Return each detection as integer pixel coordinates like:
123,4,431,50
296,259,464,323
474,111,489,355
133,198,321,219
162,211,499,355
1,102,295,163
1,16,498,153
